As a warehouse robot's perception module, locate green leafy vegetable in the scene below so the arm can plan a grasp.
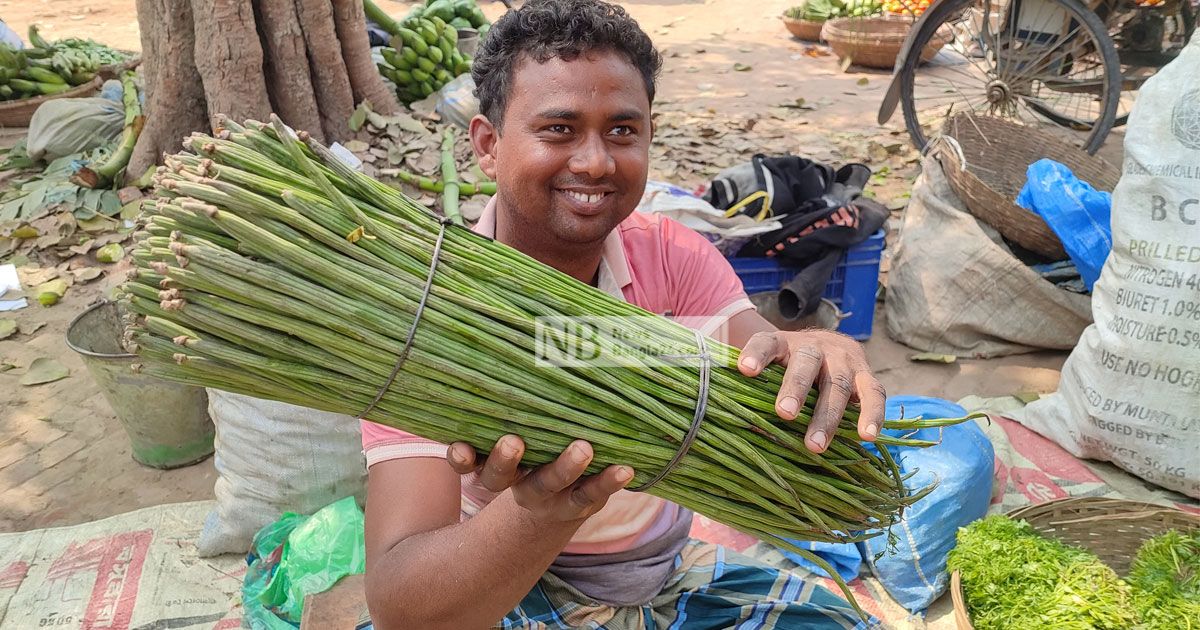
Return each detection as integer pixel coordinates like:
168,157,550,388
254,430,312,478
1128,529,1200,629
792,0,837,20
948,515,1137,630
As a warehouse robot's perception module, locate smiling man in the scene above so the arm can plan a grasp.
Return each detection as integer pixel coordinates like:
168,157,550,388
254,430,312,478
361,1,884,628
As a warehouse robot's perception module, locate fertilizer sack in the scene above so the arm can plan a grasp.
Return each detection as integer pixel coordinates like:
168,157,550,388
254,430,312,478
1018,37,1200,498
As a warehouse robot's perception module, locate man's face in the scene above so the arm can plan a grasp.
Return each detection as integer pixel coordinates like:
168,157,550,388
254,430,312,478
470,49,652,247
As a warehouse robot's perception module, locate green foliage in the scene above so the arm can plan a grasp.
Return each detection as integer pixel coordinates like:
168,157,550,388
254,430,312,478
0,143,122,224
1128,529,1200,630
948,515,1138,630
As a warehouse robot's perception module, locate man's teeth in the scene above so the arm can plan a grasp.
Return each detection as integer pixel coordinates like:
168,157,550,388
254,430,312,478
566,191,606,204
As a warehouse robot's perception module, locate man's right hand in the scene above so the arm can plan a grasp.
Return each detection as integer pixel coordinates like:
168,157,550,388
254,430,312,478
446,436,634,523
365,438,633,629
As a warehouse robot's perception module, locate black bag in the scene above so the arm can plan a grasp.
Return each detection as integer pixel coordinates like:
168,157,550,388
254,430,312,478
703,155,870,221
704,154,884,320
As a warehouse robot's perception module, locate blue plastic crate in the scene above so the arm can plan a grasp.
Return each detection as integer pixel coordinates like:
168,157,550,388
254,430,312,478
727,230,885,340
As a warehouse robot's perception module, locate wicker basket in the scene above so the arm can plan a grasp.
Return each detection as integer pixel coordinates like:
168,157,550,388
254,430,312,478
0,76,104,128
782,16,826,42
951,497,1200,630
936,112,1119,260
821,17,946,69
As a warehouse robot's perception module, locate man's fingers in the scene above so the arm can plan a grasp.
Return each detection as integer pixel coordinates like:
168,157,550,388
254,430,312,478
738,332,785,377
445,442,479,475
854,371,887,441
478,435,525,492
561,465,634,517
775,346,823,420
516,440,593,502
808,358,855,453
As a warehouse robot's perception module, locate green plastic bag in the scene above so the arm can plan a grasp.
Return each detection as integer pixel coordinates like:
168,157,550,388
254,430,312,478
242,496,366,629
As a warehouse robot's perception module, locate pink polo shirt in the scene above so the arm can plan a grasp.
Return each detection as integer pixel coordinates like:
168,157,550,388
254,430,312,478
361,199,755,555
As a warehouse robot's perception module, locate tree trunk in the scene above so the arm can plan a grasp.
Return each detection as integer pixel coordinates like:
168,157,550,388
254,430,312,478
295,0,356,143
192,0,273,127
256,0,325,142
331,0,400,115
129,0,396,182
128,0,209,181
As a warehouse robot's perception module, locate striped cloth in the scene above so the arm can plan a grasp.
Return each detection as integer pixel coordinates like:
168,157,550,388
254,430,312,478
496,540,880,630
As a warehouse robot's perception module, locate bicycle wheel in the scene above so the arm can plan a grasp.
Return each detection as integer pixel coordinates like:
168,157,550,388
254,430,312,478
899,0,1122,154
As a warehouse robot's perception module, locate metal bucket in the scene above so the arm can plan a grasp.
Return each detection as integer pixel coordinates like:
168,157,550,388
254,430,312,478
66,301,214,469
456,28,480,58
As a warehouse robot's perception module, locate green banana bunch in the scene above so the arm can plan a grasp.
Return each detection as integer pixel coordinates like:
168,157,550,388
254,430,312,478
0,43,24,73
32,48,102,86
371,0,484,105
0,44,59,101
0,25,130,100
0,31,117,100
0,46,75,100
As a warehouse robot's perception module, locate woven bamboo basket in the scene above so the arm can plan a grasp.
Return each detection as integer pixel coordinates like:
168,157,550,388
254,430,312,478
951,497,1200,630
0,76,104,128
782,16,827,42
821,17,947,69
935,112,1119,260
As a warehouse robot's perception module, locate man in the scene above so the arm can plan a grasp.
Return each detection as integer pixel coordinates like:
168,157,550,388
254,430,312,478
362,1,885,627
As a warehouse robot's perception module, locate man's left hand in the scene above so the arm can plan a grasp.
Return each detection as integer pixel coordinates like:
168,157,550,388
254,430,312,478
736,329,885,453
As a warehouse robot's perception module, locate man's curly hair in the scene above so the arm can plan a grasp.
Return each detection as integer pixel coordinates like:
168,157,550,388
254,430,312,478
471,0,662,129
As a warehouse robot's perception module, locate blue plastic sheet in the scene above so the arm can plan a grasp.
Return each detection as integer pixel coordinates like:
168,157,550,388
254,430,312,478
861,397,994,613
778,539,864,583
780,396,994,613
1017,159,1112,291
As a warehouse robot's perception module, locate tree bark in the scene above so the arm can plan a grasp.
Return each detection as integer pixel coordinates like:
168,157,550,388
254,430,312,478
128,0,210,181
130,0,398,179
256,0,326,142
191,0,273,128
296,0,357,143
332,0,400,115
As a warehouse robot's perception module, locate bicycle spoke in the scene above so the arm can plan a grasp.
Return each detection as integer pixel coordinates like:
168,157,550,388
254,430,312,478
943,19,1000,83
929,60,990,85
960,44,1001,84
912,83,988,113
999,24,1089,85
1017,95,1079,131
907,69,993,135
913,95,989,122
1026,52,1105,91
994,0,1069,81
937,72,998,119
1011,35,1095,84
1021,44,1110,125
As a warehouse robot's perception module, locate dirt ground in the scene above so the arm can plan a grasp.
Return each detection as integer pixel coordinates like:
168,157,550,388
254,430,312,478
1,0,1101,533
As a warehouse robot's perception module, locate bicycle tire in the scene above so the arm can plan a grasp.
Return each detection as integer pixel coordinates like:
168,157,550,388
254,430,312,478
899,0,1122,154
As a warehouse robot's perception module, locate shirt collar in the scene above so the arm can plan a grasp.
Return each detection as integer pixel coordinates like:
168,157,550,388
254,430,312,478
473,196,632,298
